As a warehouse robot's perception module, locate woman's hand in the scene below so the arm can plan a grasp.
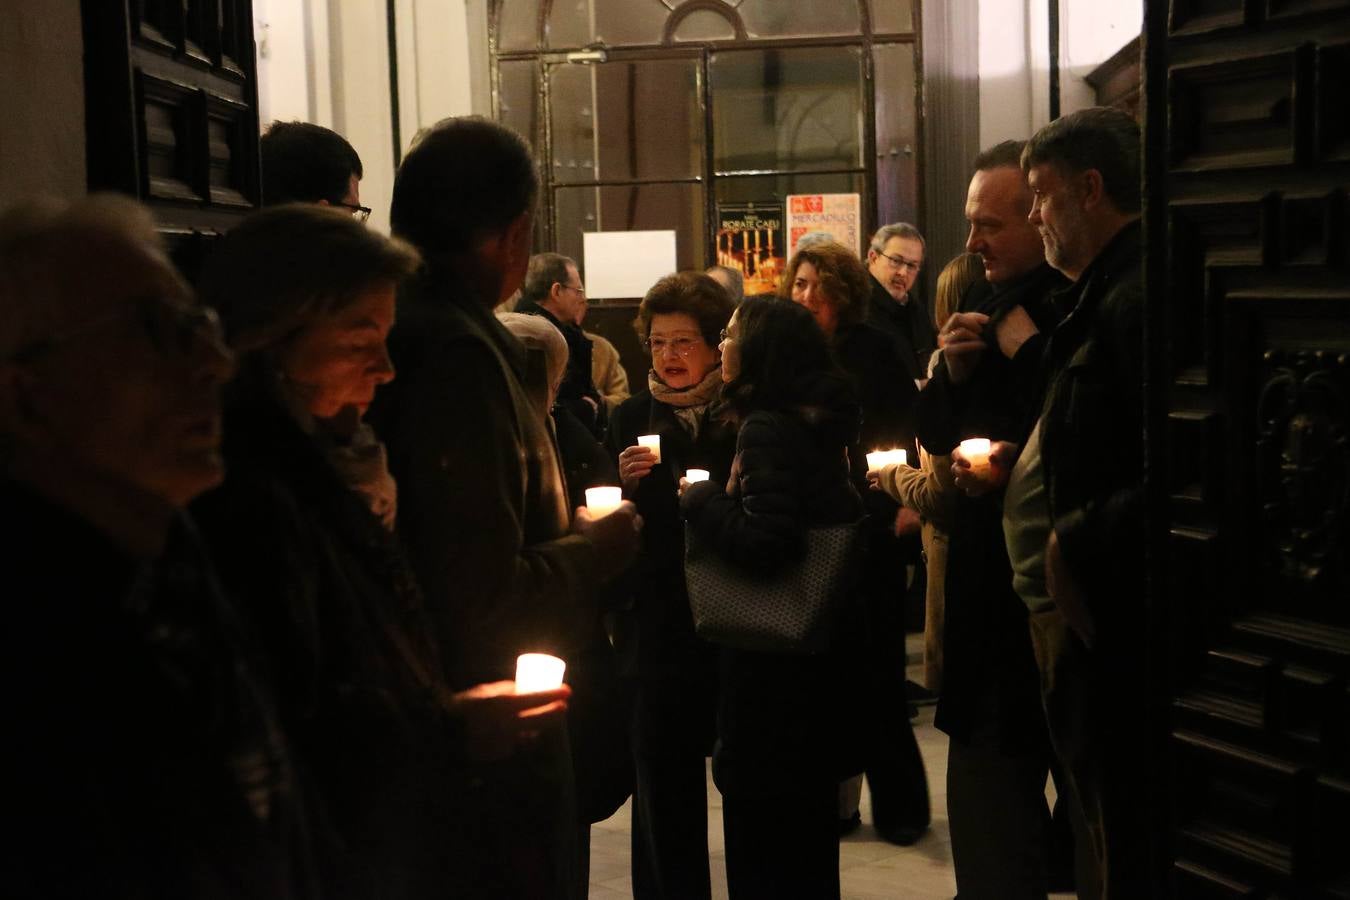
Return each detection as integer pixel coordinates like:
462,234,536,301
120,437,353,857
618,445,658,493
448,680,572,762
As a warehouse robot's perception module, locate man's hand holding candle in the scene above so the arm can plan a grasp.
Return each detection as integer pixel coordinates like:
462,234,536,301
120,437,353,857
951,439,1019,496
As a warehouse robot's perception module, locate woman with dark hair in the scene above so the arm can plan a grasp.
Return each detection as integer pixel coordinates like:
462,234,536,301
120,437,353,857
679,297,863,899
607,271,736,900
193,204,570,899
782,241,932,844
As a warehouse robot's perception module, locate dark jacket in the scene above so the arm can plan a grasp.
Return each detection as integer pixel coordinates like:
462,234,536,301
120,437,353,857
1037,221,1144,647
912,262,1069,751
515,296,606,439
2,481,312,900
368,278,602,689
866,274,937,383
606,389,738,678
681,389,865,794
192,386,460,900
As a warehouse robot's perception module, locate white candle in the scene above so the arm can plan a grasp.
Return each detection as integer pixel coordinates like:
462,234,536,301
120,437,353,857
865,448,908,473
515,653,566,694
637,434,662,463
685,468,710,483
584,485,623,515
959,438,993,476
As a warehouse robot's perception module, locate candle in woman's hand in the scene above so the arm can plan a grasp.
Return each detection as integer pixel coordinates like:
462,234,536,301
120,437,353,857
584,486,623,515
685,468,710,483
959,438,993,477
515,653,566,693
637,434,662,463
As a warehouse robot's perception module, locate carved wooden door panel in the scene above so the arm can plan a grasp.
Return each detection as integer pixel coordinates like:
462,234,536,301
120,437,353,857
1144,0,1350,895
81,0,260,277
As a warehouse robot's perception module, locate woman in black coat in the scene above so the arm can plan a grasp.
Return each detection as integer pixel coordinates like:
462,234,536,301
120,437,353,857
679,297,864,899
606,272,736,900
782,241,932,843
193,205,570,899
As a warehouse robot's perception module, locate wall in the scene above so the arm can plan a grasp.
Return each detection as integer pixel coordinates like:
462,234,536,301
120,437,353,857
0,0,87,204
254,0,487,232
975,0,1141,151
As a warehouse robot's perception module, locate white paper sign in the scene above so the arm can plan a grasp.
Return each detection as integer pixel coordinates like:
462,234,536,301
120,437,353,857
583,230,678,299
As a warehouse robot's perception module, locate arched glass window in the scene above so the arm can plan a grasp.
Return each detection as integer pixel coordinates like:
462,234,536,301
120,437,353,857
492,0,922,296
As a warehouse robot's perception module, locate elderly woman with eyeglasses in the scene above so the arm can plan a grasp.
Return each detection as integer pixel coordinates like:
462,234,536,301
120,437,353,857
605,271,736,900
192,204,570,900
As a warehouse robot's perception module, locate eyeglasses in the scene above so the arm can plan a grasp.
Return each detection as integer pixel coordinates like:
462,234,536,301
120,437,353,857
7,295,227,364
559,282,586,296
337,202,372,223
644,336,705,357
877,251,922,274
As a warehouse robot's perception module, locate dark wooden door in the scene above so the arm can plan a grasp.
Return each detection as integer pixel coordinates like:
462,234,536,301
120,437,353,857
1144,0,1350,895
81,0,261,276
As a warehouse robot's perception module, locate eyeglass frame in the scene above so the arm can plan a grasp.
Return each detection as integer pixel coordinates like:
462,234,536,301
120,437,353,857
643,333,709,357
876,250,922,273
4,295,228,365
337,202,373,223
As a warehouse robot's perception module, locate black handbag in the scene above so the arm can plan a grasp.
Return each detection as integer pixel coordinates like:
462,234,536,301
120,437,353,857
683,520,863,654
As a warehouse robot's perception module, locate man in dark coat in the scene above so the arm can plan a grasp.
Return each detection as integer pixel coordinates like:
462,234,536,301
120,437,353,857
0,195,312,899
865,222,936,385
1015,107,1148,897
514,252,607,439
367,117,641,898
915,141,1077,897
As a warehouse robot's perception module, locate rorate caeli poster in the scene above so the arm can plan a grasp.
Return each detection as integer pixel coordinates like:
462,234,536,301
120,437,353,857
714,202,784,297
786,193,862,257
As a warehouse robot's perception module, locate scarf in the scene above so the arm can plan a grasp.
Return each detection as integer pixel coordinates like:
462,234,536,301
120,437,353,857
277,378,399,531
648,366,723,438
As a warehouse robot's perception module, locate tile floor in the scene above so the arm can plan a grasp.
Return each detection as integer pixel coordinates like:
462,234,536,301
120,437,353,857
587,639,1077,899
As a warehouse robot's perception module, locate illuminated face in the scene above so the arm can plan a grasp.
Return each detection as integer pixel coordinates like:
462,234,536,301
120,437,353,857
276,282,397,422
551,263,588,325
1027,162,1091,279
647,311,718,390
867,235,924,302
964,166,1046,284
718,308,740,383
790,260,840,337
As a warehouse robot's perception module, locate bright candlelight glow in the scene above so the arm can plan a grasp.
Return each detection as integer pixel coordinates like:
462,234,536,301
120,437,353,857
959,438,993,476
865,448,908,473
685,468,710,483
585,486,623,515
637,434,662,463
515,653,566,693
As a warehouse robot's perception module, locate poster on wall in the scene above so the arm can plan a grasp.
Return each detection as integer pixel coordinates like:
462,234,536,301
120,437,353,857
786,193,863,257
715,202,785,297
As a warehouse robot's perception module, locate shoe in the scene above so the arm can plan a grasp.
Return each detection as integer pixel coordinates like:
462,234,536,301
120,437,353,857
875,822,927,846
906,679,938,706
838,811,862,836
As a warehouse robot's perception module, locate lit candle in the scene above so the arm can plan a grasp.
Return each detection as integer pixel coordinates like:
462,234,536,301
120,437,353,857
959,438,993,477
515,653,566,694
584,486,623,515
685,468,710,483
637,434,662,463
865,448,908,473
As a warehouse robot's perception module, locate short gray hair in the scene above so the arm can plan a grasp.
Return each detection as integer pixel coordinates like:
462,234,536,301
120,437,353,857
705,264,744,304
0,194,165,361
519,252,576,308
869,222,925,255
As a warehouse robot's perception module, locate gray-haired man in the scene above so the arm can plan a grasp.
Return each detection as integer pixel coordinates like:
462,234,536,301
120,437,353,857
866,222,935,384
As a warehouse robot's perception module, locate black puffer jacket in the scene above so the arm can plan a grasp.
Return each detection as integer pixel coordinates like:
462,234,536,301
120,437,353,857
681,384,865,794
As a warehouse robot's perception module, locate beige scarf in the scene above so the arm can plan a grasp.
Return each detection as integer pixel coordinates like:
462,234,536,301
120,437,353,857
648,366,723,438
